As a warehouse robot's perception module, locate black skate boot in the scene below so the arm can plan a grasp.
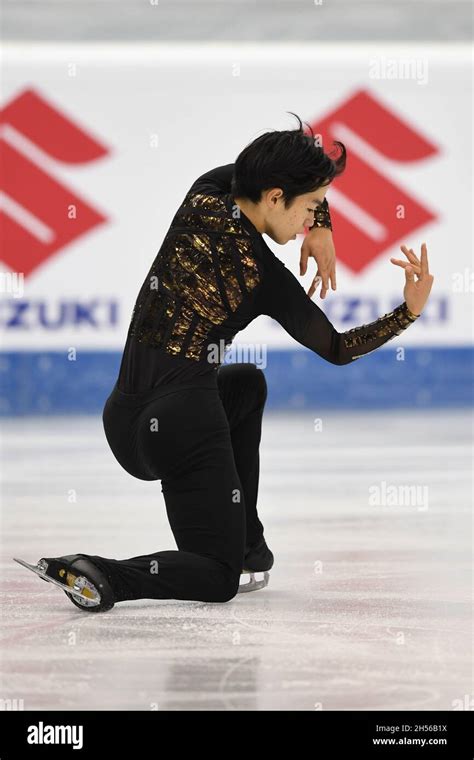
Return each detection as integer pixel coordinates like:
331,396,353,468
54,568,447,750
238,537,273,593
13,554,115,613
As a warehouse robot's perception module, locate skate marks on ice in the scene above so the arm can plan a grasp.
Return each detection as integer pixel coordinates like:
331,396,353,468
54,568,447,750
0,410,472,710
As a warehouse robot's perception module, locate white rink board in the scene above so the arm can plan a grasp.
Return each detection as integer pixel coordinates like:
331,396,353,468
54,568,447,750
1,43,472,350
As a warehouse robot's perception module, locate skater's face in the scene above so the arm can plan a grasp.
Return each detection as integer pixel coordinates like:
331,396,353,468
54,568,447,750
234,183,330,245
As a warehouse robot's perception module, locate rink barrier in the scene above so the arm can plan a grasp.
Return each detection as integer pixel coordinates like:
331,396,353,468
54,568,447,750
0,346,472,415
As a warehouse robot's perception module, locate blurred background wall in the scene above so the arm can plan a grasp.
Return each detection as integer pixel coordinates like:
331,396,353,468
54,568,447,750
1,0,472,414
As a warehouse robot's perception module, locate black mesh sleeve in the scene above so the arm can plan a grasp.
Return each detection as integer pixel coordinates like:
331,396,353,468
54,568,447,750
260,257,420,365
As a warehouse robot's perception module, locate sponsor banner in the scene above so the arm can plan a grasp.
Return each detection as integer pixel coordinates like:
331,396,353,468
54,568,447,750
1,43,472,352
0,44,472,412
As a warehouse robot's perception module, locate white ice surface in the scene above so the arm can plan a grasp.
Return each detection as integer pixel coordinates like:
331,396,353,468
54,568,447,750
1,409,472,711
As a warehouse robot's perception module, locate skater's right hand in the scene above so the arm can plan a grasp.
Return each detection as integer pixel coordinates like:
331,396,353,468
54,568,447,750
390,243,434,316
300,226,336,299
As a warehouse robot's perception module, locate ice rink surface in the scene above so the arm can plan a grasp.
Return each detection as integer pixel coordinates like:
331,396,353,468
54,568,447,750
1,409,472,711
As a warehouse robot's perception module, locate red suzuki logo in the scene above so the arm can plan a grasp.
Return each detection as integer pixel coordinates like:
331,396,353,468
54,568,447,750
0,88,110,278
310,89,440,274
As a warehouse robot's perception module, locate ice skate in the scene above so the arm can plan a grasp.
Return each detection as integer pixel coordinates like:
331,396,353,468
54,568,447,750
238,537,273,593
13,554,115,612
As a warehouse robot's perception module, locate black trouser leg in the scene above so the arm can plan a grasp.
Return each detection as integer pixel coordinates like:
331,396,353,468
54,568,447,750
85,386,246,603
217,363,268,549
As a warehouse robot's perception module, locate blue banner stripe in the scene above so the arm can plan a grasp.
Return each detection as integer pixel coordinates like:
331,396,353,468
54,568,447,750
0,347,472,415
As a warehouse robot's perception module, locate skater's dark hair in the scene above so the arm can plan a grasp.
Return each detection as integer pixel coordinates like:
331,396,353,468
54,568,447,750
230,112,346,208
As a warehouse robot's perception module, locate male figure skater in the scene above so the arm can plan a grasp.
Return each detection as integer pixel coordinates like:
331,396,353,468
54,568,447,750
15,114,434,611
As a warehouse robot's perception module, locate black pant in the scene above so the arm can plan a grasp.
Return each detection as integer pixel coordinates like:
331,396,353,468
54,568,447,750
84,363,267,604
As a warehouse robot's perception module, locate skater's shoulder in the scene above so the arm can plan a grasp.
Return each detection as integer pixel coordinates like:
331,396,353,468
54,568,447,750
187,163,235,198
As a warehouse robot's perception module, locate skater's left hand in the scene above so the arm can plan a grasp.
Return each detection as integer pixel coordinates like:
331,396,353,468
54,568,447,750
299,226,336,300
390,243,434,316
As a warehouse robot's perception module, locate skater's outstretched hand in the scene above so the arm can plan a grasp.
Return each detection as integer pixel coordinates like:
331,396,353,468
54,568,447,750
299,226,336,300
390,243,434,316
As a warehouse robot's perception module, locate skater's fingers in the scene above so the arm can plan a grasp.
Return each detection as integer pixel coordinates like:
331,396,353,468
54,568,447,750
400,245,420,266
390,258,421,273
307,274,322,298
420,242,430,275
299,248,310,275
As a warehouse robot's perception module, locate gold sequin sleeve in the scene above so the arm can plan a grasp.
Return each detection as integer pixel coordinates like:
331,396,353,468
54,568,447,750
260,257,420,365
309,197,332,231
341,301,420,360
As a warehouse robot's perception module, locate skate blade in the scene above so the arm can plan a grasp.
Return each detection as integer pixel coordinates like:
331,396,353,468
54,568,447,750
237,570,270,594
13,557,101,606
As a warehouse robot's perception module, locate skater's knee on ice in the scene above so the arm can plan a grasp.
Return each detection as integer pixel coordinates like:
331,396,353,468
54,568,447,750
209,574,240,603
